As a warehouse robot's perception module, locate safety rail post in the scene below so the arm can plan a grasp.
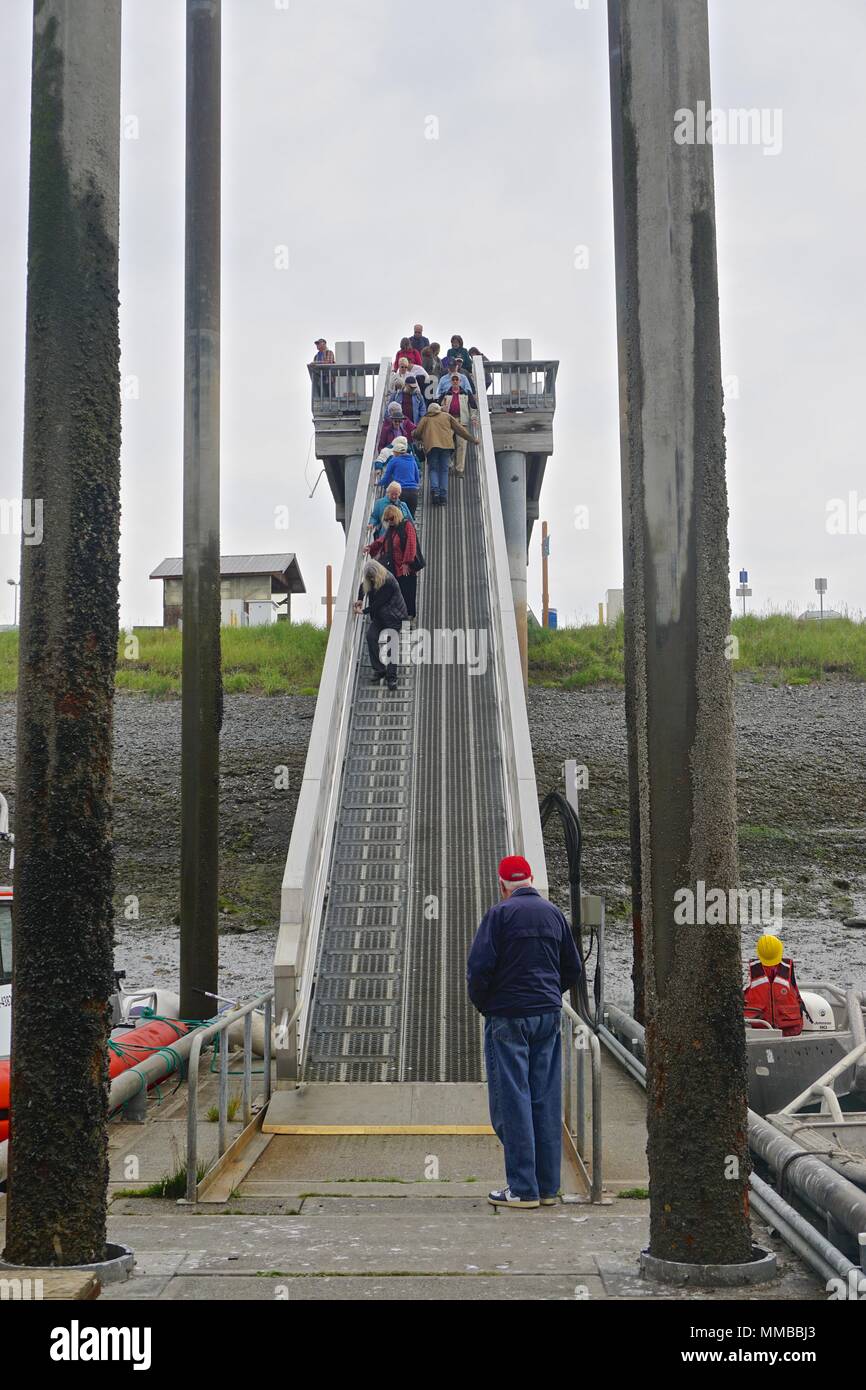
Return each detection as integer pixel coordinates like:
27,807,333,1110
263,997,273,1106
561,1002,604,1203
183,992,274,1203
218,1018,229,1156
242,1012,252,1126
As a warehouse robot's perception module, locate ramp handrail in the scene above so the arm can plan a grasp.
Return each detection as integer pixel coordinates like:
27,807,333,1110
472,356,548,891
184,992,274,1203
273,357,392,1084
561,1000,604,1202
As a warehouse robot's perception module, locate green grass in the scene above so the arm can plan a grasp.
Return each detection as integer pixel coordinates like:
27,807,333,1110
728,613,866,682
1,613,865,697
0,623,329,697
206,1094,241,1123
529,618,625,688
525,613,866,688
116,1157,208,1199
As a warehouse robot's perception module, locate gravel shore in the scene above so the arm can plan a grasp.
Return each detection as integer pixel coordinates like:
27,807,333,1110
0,679,863,1011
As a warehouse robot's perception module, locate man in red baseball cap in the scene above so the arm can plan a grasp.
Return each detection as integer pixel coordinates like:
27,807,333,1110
467,855,581,1209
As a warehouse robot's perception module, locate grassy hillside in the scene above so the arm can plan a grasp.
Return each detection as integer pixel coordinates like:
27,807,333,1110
529,614,866,688
0,622,329,697
0,613,864,696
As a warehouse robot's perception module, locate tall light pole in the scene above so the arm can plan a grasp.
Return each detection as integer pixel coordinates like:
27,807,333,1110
180,0,222,1019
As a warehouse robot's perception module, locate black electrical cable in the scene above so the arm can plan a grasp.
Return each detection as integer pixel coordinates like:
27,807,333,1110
539,789,601,1031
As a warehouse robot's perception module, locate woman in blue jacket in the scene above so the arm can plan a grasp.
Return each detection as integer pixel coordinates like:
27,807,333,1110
379,437,420,516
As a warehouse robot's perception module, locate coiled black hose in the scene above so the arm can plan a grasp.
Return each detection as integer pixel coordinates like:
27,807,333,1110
539,789,600,1031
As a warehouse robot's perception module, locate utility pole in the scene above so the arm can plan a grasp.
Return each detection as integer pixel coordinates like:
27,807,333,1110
180,0,222,1019
541,522,550,629
5,0,122,1267
607,0,752,1266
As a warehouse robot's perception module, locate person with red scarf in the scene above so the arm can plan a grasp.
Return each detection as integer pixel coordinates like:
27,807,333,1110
367,504,419,618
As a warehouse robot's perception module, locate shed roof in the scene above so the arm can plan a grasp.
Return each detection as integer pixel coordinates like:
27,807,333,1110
150,554,306,593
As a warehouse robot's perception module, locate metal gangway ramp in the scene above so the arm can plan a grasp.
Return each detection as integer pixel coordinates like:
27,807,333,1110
273,357,546,1090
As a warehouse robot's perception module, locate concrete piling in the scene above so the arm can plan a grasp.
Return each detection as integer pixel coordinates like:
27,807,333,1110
180,0,222,1020
6,0,123,1267
607,0,752,1264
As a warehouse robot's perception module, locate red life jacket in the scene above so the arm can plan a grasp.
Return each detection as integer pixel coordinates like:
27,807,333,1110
743,958,803,1036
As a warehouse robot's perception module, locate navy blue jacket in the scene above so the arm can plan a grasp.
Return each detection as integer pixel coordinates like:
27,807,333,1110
466,887,581,1018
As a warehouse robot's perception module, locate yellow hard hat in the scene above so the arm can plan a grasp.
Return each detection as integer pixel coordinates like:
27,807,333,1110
756,934,784,967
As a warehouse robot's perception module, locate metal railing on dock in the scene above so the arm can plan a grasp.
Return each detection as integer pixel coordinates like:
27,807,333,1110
184,992,274,1203
561,1001,604,1202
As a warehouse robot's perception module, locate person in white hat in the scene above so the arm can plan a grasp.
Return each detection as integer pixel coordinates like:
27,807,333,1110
378,437,421,515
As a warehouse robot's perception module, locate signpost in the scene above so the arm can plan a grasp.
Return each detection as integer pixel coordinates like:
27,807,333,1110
321,563,335,629
735,568,752,617
815,576,828,620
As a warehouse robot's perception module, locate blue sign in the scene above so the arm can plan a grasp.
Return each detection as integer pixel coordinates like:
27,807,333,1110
548,609,558,630
739,569,748,585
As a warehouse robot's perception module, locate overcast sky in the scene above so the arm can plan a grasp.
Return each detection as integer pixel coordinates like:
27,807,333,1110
1,0,864,627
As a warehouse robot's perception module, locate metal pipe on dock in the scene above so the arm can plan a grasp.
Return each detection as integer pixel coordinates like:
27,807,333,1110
747,1109,866,1259
749,1174,856,1285
107,1027,204,1115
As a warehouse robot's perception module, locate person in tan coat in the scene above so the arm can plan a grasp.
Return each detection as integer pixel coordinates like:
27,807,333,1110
413,402,478,506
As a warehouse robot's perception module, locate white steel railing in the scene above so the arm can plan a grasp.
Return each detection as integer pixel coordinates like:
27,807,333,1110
472,356,548,893
273,358,392,1086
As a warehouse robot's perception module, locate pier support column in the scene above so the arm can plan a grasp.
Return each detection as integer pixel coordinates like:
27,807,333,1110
6,0,122,1267
496,450,528,689
607,0,752,1266
180,0,222,1021
343,453,364,535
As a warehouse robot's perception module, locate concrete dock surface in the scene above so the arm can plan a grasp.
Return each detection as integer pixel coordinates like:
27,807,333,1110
0,1058,828,1302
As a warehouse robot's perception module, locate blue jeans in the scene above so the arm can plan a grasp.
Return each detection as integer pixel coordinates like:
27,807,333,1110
427,446,453,498
484,1013,561,1200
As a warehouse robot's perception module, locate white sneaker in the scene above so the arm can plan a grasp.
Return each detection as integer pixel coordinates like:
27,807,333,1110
488,1187,539,1209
